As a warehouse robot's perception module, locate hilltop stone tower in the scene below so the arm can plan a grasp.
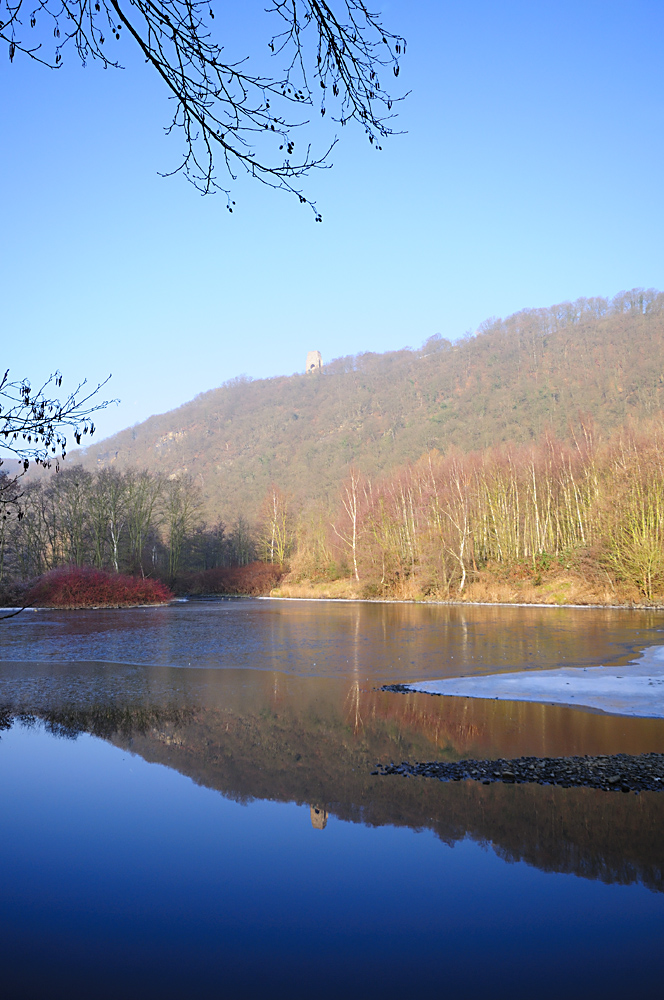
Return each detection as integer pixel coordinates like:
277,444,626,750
306,350,322,373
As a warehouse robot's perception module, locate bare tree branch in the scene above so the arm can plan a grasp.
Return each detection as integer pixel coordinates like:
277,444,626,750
0,369,114,469
1,1,406,215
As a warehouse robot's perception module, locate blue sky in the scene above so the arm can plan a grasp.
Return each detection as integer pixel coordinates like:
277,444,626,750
2,0,663,440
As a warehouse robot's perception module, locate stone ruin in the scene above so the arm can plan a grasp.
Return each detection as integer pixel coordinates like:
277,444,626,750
306,350,322,373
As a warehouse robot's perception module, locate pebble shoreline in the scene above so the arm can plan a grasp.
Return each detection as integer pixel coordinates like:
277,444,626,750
372,752,664,792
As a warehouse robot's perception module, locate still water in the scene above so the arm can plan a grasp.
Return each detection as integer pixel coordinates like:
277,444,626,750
1,600,663,999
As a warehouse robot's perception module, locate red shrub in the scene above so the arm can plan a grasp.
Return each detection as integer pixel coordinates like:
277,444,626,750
176,561,284,596
25,567,174,609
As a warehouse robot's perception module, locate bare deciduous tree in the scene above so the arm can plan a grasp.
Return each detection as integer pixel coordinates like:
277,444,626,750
1,0,405,214
163,474,202,580
258,484,293,565
125,469,164,575
332,467,365,582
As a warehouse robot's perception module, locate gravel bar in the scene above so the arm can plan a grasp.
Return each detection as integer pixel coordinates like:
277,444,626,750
372,752,664,792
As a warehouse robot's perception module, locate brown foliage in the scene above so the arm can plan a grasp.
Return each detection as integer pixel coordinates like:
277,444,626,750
176,561,285,597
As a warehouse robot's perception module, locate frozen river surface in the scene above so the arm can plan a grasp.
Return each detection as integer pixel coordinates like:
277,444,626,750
411,644,664,717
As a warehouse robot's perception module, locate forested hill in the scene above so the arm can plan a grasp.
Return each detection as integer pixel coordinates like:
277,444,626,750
74,289,664,521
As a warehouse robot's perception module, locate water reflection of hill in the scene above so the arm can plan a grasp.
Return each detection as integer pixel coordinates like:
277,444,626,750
2,662,663,894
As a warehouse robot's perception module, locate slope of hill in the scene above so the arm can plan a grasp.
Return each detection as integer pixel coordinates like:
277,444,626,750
73,289,664,522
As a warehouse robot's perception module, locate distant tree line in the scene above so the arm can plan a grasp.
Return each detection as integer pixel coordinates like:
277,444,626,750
0,467,258,585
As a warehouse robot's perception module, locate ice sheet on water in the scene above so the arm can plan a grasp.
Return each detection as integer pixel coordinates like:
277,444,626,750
410,645,664,718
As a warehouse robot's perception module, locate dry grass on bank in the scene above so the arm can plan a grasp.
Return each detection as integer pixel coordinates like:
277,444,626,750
272,560,649,606
271,578,362,600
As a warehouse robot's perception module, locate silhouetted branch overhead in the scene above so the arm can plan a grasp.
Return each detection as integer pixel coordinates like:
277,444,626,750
1,1,406,214
0,369,113,469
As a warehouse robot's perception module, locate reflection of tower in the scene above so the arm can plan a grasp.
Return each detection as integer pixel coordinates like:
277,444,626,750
310,805,328,830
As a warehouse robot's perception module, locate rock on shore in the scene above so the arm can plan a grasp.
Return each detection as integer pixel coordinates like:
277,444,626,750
373,752,664,793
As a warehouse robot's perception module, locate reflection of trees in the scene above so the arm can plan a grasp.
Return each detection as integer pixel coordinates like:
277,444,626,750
2,666,663,894
345,680,363,734
245,598,664,688
121,701,664,894
344,606,363,733
2,702,193,741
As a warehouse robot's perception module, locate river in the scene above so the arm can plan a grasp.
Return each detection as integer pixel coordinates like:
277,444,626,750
1,599,663,998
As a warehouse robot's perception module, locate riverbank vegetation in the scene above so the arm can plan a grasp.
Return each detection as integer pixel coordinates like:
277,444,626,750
271,418,664,605
0,465,284,604
3,416,664,606
4,290,664,607
24,567,173,609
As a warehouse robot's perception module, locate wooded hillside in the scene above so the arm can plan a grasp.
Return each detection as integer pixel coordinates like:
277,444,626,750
73,289,664,523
